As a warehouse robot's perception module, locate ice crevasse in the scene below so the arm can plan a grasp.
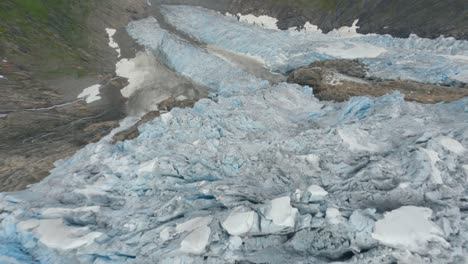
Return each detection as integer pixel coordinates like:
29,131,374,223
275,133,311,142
0,5,468,264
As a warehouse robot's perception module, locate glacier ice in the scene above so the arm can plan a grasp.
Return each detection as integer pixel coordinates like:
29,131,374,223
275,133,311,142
0,4,468,264
221,208,256,236
160,5,468,85
372,206,450,253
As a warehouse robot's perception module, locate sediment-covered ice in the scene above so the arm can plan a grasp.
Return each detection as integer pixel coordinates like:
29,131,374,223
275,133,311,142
0,5,467,264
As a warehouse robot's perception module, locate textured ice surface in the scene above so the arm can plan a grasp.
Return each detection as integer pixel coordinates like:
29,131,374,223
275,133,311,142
1,5,468,264
372,206,449,253
160,5,468,85
125,17,270,97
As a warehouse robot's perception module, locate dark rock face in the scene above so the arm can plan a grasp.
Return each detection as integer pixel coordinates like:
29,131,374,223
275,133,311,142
227,0,467,39
287,59,468,103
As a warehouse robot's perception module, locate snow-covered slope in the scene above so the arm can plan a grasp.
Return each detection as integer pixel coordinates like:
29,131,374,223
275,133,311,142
0,5,467,264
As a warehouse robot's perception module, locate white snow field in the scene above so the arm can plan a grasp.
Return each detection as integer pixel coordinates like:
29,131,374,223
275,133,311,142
77,84,102,104
1,5,467,264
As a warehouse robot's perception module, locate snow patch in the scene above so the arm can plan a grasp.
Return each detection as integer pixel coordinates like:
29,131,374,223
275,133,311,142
231,13,279,30
303,22,322,33
77,84,101,103
329,19,361,38
372,206,449,253
115,51,158,98
324,72,369,86
106,28,121,57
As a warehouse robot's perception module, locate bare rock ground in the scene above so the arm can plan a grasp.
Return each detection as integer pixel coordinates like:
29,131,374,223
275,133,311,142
288,60,468,103
0,0,149,191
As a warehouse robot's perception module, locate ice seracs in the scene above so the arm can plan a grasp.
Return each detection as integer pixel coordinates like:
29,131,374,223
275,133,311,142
17,219,102,250
338,128,381,152
176,217,212,234
265,196,298,228
307,185,328,202
180,225,211,255
420,148,444,184
372,206,450,254
222,208,257,236
164,5,467,85
438,137,466,155
326,208,344,225
176,217,212,255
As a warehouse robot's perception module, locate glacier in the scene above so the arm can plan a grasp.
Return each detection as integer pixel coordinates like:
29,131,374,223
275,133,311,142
160,5,468,85
1,4,468,264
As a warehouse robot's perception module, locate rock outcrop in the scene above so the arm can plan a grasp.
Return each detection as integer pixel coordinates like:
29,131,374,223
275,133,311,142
226,0,468,39
288,59,468,103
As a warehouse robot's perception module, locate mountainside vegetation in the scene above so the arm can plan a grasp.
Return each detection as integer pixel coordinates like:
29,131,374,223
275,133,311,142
0,0,94,77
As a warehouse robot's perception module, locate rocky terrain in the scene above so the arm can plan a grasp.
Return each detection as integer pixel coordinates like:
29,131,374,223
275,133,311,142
158,0,468,39
287,59,468,103
0,0,149,191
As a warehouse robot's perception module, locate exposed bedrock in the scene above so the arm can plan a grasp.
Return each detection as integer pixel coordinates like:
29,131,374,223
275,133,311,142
226,0,468,40
287,59,468,103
